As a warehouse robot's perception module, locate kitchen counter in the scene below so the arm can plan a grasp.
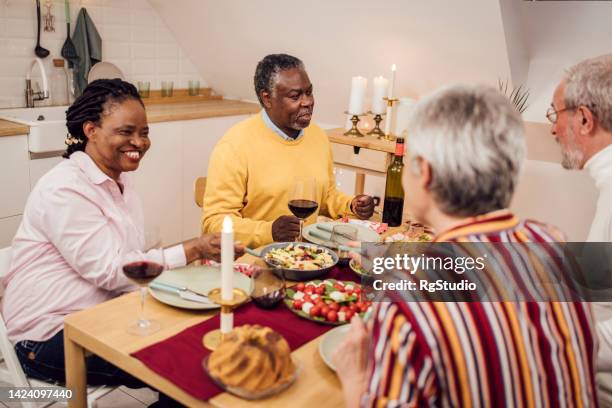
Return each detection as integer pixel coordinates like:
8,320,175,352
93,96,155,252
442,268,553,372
0,119,29,137
0,99,261,138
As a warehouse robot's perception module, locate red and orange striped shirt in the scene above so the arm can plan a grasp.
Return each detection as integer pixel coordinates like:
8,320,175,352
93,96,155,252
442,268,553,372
362,210,598,407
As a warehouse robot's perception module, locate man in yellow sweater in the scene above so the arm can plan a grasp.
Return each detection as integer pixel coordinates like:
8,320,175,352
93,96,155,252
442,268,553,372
202,54,375,248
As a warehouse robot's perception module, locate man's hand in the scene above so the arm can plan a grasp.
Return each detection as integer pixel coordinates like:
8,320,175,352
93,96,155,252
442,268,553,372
332,316,369,408
272,215,301,242
351,195,375,219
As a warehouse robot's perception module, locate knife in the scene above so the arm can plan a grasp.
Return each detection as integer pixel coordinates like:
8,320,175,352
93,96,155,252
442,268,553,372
149,281,212,304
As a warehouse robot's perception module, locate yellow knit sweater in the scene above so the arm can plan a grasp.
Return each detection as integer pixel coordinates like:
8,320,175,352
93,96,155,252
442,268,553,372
201,114,353,248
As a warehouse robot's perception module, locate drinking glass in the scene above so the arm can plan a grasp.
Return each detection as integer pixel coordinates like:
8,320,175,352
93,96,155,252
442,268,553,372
250,268,285,309
188,80,200,96
332,225,358,266
122,250,166,336
288,176,318,242
137,81,150,98
161,81,174,97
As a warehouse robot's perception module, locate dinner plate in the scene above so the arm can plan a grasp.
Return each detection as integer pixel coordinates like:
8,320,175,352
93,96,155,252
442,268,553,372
149,265,251,310
303,222,380,247
319,324,352,371
87,61,125,82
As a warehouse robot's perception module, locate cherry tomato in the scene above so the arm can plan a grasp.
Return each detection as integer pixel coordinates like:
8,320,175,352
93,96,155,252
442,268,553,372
346,290,353,297
326,310,338,322
315,286,325,295
321,305,330,316
340,306,349,314
304,287,314,294
303,295,312,303
293,300,303,310
334,284,345,292
345,310,355,321
296,283,305,291
360,303,370,313
329,302,339,311
349,303,359,313
354,287,362,294
309,306,321,318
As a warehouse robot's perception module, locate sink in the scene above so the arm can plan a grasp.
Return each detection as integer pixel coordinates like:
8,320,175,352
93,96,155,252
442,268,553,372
0,106,69,153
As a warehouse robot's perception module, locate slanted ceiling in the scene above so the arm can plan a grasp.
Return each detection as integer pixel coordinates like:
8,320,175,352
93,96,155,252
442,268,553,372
149,0,612,125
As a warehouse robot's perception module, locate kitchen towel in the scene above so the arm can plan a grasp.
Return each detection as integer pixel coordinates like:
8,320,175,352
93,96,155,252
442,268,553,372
72,8,101,97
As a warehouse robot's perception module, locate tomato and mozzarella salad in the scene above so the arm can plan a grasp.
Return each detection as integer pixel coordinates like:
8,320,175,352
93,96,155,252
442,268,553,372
284,279,372,324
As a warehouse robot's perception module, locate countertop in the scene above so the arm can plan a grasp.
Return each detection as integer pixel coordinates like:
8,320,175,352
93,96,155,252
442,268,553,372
0,119,29,137
0,99,261,138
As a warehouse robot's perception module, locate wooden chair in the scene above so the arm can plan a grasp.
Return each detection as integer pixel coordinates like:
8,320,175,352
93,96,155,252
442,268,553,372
194,177,207,208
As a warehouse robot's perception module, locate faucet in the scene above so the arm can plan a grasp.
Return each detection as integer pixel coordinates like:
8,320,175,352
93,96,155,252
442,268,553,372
25,57,49,108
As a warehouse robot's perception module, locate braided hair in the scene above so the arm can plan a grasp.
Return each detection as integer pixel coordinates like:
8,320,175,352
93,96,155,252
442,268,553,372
63,78,143,158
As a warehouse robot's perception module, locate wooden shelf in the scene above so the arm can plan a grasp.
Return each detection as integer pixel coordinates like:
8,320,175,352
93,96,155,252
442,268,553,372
142,88,223,105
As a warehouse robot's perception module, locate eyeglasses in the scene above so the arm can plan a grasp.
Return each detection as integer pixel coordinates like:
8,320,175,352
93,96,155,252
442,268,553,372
546,104,576,124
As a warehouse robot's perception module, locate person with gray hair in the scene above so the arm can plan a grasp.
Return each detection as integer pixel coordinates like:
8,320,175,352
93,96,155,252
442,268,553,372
332,84,597,407
549,54,612,241
550,55,612,392
202,54,374,248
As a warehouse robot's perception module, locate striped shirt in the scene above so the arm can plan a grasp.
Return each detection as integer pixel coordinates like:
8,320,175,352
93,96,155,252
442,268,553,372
362,210,598,407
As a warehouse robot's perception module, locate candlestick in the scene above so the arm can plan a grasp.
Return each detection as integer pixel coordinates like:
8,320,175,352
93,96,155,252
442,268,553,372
202,288,249,351
348,76,367,115
382,97,398,141
388,64,396,99
372,76,388,114
367,112,385,138
343,112,366,137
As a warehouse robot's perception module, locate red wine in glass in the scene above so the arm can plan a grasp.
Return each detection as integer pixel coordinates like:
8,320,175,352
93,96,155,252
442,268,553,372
288,199,319,219
252,289,285,309
123,261,164,285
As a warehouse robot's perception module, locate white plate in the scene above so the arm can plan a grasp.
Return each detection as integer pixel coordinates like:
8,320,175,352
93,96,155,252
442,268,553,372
148,265,251,310
319,324,352,371
87,61,124,82
303,222,380,247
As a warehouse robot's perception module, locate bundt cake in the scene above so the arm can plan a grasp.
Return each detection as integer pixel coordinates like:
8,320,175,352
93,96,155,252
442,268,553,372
207,325,295,393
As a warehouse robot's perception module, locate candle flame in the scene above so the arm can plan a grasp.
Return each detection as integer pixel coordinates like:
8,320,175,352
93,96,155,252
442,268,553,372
222,216,233,233
391,64,396,71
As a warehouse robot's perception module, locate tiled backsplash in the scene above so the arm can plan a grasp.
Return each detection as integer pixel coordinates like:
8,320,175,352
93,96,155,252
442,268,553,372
0,0,206,108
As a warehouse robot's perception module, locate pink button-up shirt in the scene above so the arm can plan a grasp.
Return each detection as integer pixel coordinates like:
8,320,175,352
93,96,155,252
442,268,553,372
2,151,186,343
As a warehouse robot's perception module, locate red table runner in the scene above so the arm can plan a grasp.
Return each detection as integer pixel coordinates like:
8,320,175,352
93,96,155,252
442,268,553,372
131,266,357,401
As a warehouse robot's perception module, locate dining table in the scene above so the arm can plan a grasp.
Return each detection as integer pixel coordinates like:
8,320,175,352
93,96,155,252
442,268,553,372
63,223,410,408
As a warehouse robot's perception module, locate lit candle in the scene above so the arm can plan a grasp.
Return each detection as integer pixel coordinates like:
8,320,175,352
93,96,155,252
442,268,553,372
372,76,388,115
388,64,396,99
348,76,367,115
221,216,233,333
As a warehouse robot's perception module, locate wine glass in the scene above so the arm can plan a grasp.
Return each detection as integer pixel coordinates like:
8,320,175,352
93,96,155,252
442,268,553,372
122,250,166,336
288,176,318,242
250,267,286,309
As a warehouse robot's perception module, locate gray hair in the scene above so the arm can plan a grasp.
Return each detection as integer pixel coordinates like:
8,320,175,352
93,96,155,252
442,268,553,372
565,54,612,132
406,84,526,217
253,54,304,106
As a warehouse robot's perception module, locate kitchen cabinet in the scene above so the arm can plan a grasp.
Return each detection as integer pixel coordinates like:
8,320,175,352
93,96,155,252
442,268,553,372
132,115,250,246
0,135,29,247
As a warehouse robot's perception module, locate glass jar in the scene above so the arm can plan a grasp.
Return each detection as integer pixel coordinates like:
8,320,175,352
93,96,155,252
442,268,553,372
50,59,69,106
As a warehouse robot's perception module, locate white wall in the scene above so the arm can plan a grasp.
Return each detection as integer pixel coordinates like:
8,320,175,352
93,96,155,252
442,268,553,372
149,0,515,126
0,0,206,108
519,1,612,123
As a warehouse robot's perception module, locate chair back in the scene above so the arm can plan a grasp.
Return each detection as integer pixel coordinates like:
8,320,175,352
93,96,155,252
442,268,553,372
194,177,207,208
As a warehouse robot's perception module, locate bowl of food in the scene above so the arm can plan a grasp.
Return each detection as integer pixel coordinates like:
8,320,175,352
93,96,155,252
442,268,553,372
258,242,338,281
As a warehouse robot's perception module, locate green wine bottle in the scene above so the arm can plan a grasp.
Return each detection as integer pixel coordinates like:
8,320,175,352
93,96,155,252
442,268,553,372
382,137,405,227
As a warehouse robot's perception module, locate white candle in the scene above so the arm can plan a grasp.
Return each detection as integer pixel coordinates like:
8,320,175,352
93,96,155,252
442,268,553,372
388,64,396,99
372,76,388,114
384,104,393,136
221,216,234,333
348,76,367,115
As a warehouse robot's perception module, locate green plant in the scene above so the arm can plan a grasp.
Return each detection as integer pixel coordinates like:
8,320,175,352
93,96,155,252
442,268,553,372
498,79,530,114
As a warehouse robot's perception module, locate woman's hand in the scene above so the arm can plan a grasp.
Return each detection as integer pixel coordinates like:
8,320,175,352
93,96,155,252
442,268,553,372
332,316,369,408
183,233,245,264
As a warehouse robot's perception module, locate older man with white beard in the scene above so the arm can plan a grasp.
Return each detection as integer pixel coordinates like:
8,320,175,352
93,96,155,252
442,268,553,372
549,55,612,399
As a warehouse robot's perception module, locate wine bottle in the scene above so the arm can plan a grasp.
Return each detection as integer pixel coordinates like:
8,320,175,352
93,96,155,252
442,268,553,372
382,137,405,227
